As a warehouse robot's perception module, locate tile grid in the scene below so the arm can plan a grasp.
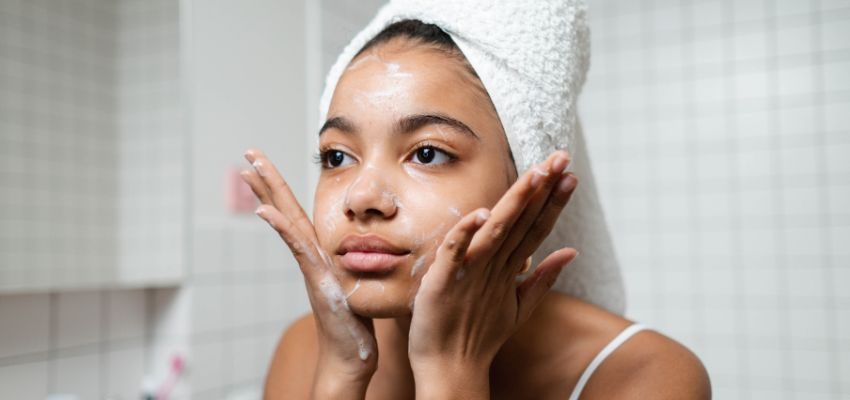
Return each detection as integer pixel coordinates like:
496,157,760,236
0,0,184,291
0,290,151,399
810,1,841,394
582,1,849,398
0,0,118,291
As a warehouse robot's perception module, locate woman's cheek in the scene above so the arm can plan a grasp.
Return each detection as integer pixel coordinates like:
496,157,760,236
313,183,347,248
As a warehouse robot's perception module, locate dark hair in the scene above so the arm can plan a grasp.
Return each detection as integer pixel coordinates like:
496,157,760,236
353,19,481,80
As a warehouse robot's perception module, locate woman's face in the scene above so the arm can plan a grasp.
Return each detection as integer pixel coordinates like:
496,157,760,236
314,38,516,318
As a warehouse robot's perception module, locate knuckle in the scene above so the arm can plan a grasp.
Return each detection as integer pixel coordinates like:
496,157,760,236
445,238,458,251
288,238,307,256
490,222,509,241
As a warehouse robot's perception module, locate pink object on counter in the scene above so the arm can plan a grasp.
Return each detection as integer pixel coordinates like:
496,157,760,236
156,354,185,400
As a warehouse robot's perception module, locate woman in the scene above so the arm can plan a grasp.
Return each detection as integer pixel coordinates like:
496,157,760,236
243,9,710,400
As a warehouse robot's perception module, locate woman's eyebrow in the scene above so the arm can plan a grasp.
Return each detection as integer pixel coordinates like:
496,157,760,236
395,113,481,141
319,116,356,136
319,113,481,142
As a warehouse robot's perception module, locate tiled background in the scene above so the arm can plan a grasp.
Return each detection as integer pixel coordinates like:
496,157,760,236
0,0,184,291
1,0,848,399
1,0,309,398
582,1,849,399
1,0,120,290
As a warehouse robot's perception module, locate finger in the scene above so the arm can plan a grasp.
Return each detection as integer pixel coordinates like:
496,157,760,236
516,248,577,323
255,204,324,277
492,151,570,274
243,148,266,163
432,208,490,282
466,152,563,260
239,168,273,205
503,172,578,278
249,154,314,236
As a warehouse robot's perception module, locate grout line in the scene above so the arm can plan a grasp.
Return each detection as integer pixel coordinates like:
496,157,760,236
99,289,109,399
723,1,749,395
810,1,842,397
764,1,794,397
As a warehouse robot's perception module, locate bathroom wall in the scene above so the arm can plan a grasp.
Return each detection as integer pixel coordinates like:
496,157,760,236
581,1,849,399
0,0,314,398
0,0,185,398
178,0,314,396
0,0,185,292
0,0,119,290
116,0,185,285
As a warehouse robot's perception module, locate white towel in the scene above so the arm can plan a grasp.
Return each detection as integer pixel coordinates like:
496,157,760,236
318,0,625,314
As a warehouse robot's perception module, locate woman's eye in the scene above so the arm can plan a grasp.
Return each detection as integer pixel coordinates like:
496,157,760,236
411,146,452,165
323,150,355,168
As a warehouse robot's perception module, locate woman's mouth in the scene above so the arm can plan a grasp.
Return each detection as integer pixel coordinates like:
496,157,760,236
337,234,411,273
340,252,409,273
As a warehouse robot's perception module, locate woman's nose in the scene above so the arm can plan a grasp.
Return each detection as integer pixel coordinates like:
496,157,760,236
343,169,398,220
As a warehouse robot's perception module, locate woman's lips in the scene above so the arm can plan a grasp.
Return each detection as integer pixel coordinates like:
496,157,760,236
336,234,410,273
340,251,409,273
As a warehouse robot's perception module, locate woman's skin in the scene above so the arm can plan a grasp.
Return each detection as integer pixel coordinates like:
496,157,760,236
243,37,710,399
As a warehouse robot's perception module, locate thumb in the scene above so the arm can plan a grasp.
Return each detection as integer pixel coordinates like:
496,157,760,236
516,248,578,322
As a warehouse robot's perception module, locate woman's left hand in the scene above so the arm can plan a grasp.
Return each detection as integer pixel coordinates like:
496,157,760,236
408,150,579,399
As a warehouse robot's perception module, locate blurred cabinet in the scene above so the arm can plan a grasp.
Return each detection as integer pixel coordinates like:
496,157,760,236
0,0,186,292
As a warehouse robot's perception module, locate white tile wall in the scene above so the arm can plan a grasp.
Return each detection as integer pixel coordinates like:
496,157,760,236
0,289,150,399
1,0,311,397
582,0,850,398
0,294,50,359
0,0,184,292
116,0,185,286
0,0,119,291
178,0,315,396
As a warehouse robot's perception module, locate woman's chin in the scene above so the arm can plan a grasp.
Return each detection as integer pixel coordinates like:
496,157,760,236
346,289,413,319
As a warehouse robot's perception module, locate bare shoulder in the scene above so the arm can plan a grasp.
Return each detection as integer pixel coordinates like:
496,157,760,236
559,298,711,399
264,313,319,399
581,327,711,399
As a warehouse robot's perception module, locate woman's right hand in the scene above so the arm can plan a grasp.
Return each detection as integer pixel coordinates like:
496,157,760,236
241,149,377,399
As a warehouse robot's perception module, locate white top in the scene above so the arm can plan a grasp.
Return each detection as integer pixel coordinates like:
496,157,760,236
567,323,648,400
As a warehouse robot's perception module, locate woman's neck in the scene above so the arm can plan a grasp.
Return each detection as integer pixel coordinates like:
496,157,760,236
369,317,416,398
369,296,565,397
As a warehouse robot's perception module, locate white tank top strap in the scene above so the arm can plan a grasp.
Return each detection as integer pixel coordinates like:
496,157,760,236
567,323,649,400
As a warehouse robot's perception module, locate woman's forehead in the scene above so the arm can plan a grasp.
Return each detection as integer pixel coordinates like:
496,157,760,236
327,44,501,139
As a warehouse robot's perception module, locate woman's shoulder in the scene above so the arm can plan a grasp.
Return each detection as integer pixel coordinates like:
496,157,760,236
264,313,319,398
541,293,711,399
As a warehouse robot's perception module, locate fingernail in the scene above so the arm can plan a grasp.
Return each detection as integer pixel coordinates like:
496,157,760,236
558,174,576,193
551,155,568,175
252,160,265,177
244,149,255,161
531,166,548,188
255,206,265,216
475,209,490,225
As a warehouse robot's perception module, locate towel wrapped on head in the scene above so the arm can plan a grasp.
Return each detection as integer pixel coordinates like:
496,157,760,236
318,0,625,314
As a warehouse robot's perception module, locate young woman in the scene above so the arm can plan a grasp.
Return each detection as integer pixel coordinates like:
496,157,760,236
242,19,710,399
